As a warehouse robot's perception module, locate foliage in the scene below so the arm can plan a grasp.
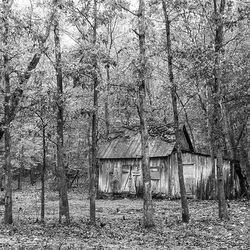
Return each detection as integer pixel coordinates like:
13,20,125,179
0,0,250,233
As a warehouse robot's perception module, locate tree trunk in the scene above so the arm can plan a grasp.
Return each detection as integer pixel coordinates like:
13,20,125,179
105,64,110,138
247,119,250,185
17,146,25,191
89,0,98,225
17,171,21,190
138,0,154,228
162,0,190,223
53,0,70,224
217,147,228,218
2,0,13,224
208,104,217,199
30,169,36,185
4,129,12,224
213,0,229,220
209,136,217,200
41,125,46,222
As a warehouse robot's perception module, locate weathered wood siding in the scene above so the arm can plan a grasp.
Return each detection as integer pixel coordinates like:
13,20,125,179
99,153,239,199
171,153,239,199
99,159,143,194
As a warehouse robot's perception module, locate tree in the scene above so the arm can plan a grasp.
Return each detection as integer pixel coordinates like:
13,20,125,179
168,0,250,200
2,0,13,224
137,0,154,228
101,4,119,138
33,107,48,223
162,0,190,223
53,0,70,224
32,95,49,222
89,0,99,225
212,0,229,220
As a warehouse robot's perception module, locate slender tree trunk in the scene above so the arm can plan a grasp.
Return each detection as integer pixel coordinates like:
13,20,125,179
200,85,216,199
207,98,217,199
17,160,24,191
247,119,250,185
162,0,190,223
90,0,98,225
4,128,12,224
138,0,154,228
2,0,12,224
41,124,46,222
217,146,228,217
53,0,70,224
17,171,21,190
104,19,114,138
213,0,229,220
105,64,110,138
209,127,217,199
17,146,25,191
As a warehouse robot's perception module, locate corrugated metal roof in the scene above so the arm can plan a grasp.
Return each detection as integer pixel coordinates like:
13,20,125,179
98,133,175,159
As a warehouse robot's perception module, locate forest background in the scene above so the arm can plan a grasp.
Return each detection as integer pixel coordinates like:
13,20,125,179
0,0,250,228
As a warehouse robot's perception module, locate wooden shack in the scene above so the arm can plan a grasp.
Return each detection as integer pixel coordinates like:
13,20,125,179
98,125,239,199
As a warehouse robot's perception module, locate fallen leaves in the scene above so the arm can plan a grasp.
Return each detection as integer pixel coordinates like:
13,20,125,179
0,187,249,249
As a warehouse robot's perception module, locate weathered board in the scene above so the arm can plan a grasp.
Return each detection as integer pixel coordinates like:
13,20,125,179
99,152,239,199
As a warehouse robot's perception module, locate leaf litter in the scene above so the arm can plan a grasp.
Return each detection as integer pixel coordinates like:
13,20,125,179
0,187,249,249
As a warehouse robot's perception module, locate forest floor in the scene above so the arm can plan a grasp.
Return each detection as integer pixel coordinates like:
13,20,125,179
0,184,249,249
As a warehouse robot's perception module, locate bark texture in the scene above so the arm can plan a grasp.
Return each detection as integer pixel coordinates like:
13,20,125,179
213,0,229,220
89,0,98,225
105,64,110,138
162,0,190,223
53,0,70,223
41,125,46,222
246,119,250,188
2,0,13,224
208,103,217,200
138,0,154,228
